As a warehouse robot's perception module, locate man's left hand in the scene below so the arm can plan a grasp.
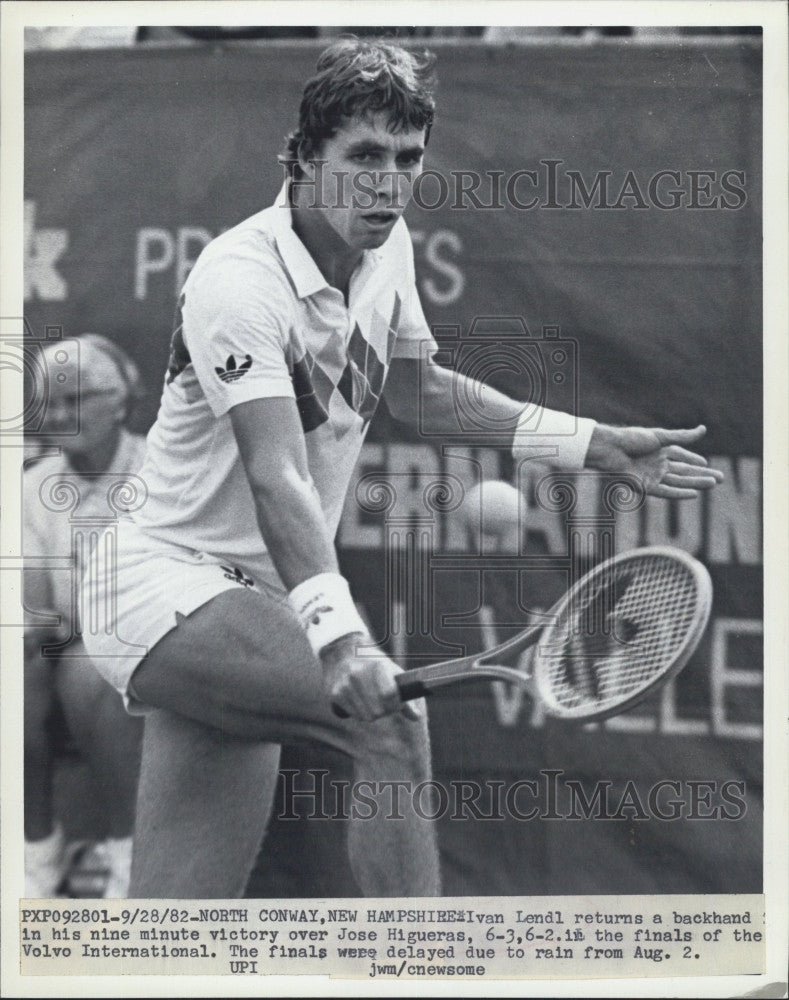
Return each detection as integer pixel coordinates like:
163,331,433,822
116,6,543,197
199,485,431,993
585,423,724,499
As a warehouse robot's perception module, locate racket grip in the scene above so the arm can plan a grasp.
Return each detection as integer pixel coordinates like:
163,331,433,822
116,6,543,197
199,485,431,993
331,675,430,718
396,673,430,702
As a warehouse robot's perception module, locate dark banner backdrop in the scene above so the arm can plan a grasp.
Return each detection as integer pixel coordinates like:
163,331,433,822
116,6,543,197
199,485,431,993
24,40,762,896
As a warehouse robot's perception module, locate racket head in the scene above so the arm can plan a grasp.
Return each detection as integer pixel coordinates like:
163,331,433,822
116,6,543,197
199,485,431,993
533,546,713,721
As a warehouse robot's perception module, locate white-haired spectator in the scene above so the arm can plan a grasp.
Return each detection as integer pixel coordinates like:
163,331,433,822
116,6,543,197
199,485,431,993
24,334,146,897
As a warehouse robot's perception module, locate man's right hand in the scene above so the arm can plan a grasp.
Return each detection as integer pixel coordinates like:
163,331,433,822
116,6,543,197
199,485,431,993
320,633,422,722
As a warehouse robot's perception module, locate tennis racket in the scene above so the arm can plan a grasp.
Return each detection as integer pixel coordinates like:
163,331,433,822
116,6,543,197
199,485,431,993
347,546,712,723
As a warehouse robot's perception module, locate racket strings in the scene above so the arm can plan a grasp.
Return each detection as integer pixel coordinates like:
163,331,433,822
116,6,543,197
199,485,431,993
538,556,701,712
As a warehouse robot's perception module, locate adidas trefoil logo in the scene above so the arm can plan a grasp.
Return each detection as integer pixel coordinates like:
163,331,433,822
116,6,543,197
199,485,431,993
216,354,253,383
221,565,255,588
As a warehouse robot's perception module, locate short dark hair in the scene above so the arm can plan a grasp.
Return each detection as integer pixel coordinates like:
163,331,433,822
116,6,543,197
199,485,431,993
280,37,436,175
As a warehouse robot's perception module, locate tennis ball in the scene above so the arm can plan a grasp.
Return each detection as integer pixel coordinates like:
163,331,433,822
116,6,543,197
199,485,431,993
464,480,523,540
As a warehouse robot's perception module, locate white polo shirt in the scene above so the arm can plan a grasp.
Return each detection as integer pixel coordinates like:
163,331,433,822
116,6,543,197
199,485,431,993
131,190,439,584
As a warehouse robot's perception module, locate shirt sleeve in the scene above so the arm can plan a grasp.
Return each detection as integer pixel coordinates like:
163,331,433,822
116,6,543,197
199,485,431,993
182,245,296,418
391,222,438,361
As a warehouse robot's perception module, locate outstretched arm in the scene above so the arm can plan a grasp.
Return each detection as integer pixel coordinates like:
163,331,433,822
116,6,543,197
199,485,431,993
384,358,723,498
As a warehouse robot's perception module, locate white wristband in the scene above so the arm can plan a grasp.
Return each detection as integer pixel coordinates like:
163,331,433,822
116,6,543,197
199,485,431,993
512,406,597,471
288,572,368,656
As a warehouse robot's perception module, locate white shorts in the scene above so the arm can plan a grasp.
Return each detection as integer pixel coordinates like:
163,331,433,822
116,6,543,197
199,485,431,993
80,518,284,711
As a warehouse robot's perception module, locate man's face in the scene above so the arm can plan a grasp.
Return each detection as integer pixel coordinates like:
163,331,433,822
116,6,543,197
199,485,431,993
297,112,426,251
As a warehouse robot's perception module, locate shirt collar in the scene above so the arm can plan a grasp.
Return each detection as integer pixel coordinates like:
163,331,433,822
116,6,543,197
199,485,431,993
270,183,328,299
269,182,383,300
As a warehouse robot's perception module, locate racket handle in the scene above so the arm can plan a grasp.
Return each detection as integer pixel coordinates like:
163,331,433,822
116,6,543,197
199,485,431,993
396,673,430,702
331,674,430,718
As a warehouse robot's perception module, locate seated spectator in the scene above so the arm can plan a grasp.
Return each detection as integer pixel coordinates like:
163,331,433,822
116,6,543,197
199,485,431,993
24,334,146,897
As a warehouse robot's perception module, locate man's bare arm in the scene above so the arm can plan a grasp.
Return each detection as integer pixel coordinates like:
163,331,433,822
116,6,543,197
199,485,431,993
230,397,338,590
229,397,420,720
385,356,524,433
384,358,723,497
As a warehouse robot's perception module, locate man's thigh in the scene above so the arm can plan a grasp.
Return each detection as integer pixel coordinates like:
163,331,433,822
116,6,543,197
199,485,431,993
129,586,357,753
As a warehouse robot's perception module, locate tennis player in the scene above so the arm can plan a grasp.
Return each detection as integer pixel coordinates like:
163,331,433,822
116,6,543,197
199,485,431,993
24,335,145,897
81,39,723,898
